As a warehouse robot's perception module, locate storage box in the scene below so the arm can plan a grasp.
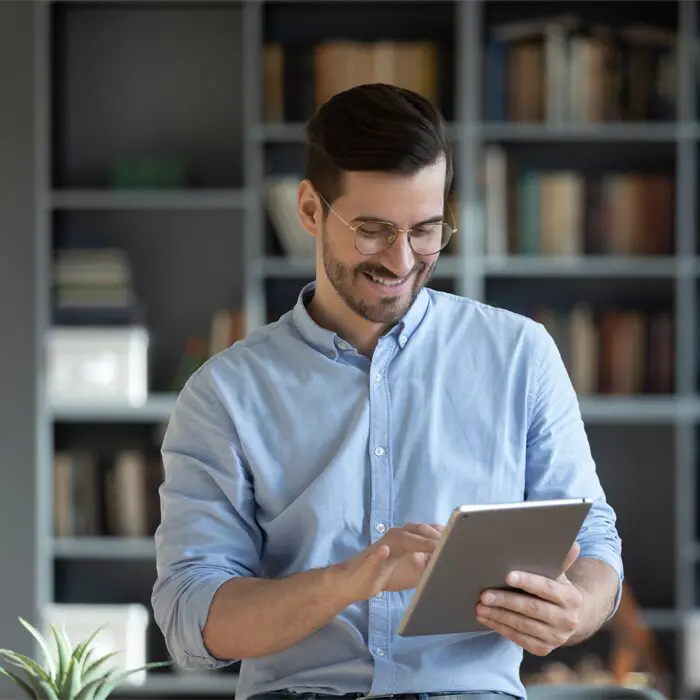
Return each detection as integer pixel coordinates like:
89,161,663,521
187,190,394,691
684,610,700,690
43,603,150,685
47,326,149,405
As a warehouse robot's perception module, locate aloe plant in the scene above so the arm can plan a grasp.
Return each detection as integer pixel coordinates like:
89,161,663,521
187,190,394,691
0,617,171,700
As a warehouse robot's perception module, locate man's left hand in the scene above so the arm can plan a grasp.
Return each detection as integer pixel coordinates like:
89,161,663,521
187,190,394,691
475,542,584,656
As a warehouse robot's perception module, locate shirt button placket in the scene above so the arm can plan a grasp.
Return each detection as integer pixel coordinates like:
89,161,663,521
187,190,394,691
367,344,393,692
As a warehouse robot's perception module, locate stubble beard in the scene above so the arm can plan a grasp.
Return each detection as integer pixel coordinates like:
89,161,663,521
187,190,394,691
321,232,435,325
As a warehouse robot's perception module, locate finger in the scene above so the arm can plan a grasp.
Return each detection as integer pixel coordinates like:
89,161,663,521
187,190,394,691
475,614,556,657
476,603,571,647
501,570,570,606
361,544,394,582
403,523,443,540
392,530,440,553
481,589,560,624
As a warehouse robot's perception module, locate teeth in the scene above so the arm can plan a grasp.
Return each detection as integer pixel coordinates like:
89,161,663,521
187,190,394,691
366,272,405,287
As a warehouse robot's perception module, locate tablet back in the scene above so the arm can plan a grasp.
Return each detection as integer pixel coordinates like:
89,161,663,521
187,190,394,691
398,498,592,637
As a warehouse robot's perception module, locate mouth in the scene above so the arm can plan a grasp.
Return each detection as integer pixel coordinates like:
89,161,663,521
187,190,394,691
362,270,411,290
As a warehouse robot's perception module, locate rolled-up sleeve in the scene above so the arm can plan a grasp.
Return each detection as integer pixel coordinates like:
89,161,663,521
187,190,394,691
151,363,263,669
524,322,624,615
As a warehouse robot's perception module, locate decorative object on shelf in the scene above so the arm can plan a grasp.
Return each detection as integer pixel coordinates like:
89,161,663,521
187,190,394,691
170,337,208,393
0,616,170,700
610,584,671,697
169,308,246,392
47,326,150,407
109,157,189,189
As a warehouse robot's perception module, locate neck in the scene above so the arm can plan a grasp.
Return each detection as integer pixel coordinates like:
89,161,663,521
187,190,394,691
308,276,388,357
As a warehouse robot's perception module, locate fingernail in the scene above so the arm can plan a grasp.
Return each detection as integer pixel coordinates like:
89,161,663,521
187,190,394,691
507,572,520,585
482,592,495,604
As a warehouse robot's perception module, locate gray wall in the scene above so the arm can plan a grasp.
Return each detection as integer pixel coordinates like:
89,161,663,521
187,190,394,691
0,2,44,694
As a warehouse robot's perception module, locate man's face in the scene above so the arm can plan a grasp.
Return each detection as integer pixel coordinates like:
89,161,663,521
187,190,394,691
318,159,446,325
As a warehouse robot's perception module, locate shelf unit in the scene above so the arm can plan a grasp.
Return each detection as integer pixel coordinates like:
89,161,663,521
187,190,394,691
0,0,698,698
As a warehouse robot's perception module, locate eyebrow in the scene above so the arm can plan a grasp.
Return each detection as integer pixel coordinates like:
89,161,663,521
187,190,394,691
350,214,445,226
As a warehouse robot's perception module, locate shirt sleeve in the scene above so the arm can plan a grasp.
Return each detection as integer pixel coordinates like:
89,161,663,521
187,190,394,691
525,321,624,617
151,362,263,669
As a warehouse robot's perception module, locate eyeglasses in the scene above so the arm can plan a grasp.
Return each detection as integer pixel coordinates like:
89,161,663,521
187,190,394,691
318,193,457,257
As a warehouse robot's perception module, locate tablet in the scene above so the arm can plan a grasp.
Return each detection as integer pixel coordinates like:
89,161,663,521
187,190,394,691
397,497,593,637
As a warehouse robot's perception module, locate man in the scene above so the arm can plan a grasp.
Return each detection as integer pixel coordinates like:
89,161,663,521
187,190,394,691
152,83,623,700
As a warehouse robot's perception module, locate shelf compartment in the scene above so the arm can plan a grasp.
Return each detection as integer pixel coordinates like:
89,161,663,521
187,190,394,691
52,209,246,393
51,2,245,189
262,1,457,122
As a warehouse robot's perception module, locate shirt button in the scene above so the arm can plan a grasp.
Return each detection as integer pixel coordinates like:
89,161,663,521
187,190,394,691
399,334,408,346
375,592,383,599
375,523,386,534
337,340,349,350
375,648,385,657
373,372,382,383
374,446,385,457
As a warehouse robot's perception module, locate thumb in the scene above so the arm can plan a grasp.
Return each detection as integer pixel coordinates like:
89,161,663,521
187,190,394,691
559,540,581,577
362,544,393,580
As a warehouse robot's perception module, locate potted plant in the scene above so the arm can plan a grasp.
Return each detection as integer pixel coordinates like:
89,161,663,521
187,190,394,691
0,617,170,700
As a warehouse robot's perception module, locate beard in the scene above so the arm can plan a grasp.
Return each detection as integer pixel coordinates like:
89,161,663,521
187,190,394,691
321,232,435,325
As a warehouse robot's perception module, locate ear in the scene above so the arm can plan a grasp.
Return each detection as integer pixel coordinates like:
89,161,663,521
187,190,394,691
297,179,323,239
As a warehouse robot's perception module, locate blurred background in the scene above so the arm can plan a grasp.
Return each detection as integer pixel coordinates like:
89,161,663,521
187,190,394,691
0,0,694,698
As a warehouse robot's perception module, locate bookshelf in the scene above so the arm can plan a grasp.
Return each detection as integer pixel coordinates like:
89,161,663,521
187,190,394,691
1,0,700,698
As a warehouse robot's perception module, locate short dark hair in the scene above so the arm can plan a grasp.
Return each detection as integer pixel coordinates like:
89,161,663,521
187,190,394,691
304,83,453,208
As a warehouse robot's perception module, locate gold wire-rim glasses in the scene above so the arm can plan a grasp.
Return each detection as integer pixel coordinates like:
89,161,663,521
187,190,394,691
317,192,458,256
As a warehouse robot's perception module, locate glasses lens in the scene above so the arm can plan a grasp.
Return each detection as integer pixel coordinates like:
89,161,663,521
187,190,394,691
410,223,453,255
354,222,396,254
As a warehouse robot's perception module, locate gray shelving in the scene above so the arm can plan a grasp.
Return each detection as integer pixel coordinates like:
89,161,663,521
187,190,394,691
53,537,156,560
114,673,238,698
0,0,694,699
49,189,251,211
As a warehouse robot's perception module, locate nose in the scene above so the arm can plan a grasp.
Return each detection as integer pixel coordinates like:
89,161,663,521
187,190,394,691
380,232,416,278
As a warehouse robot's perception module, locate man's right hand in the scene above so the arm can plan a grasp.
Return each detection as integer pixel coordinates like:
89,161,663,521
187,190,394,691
333,523,443,602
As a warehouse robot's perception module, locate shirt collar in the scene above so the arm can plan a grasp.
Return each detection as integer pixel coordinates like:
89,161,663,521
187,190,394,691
291,281,430,358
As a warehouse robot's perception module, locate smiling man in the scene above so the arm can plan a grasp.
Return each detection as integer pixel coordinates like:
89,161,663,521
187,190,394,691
152,83,623,700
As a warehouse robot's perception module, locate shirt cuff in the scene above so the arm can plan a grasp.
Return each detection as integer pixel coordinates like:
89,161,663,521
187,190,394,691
177,573,236,670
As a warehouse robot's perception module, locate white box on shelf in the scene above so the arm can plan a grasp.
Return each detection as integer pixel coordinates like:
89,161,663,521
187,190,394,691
47,326,149,405
684,610,700,690
43,603,150,685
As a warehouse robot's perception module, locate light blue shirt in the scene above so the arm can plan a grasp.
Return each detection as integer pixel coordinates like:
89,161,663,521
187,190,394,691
152,282,623,700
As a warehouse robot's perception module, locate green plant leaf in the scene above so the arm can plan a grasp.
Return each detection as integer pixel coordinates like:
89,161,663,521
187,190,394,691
18,618,56,680
89,669,122,700
0,666,39,700
72,625,107,668
38,678,60,700
91,662,171,700
59,654,84,699
49,625,71,685
73,676,108,700
81,651,120,686
0,648,52,683
0,651,51,698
